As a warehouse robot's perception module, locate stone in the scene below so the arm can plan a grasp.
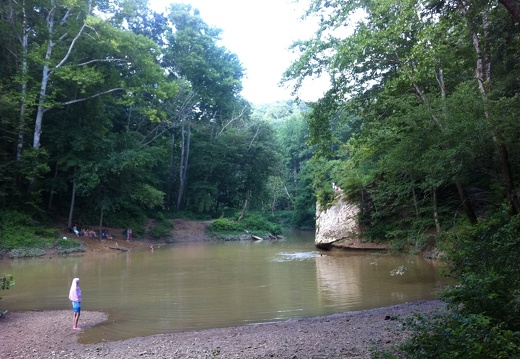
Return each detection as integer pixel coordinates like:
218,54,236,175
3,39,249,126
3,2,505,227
315,195,387,250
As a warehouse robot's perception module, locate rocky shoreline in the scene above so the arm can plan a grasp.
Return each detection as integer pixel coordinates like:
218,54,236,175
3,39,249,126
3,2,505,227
0,300,446,358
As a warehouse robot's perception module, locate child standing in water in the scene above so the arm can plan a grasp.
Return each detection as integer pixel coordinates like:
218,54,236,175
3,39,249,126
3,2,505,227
69,278,82,330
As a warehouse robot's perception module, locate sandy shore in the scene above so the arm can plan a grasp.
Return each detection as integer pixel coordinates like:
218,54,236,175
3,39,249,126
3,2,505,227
0,300,445,358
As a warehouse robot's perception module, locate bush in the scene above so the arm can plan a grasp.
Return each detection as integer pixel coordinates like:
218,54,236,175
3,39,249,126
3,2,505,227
210,217,243,232
0,274,14,291
149,220,174,239
209,213,281,236
9,248,46,258
0,273,15,317
35,228,59,238
390,213,520,358
443,214,520,330
240,213,281,235
395,312,520,358
55,238,85,254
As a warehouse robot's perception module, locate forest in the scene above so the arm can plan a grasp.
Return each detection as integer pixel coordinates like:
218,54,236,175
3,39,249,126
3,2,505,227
0,0,317,236
1,0,520,356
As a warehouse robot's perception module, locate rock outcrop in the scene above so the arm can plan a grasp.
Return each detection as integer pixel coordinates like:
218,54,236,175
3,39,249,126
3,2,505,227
315,195,387,250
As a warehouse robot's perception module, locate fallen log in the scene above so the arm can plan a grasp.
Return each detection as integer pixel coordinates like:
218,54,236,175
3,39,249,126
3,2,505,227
108,246,129,251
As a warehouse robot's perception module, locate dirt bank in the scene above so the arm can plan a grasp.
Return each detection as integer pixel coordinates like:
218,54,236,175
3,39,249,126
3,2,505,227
59,219,213,254
0,300,445,358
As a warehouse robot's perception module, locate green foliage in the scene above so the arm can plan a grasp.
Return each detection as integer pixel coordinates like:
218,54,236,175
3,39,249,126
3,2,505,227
0,274,14,291
55,238,85,254
0,211,84,255
148,214,174,239
0,273,14,314
103,210,147,233
391,214,520,358
0,211,47,250
210,217,243,233
0,0,315,242
209,212,281,236
239,213,282,235
164,210,212,221
268,210,296,228
442,214,520,330
8,248,46,258
395,312,520,359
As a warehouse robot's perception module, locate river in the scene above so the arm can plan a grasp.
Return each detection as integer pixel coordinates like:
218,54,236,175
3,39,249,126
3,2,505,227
0,230,448,343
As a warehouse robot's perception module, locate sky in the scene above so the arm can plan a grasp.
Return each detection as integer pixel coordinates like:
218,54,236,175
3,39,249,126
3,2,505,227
149,0,329,104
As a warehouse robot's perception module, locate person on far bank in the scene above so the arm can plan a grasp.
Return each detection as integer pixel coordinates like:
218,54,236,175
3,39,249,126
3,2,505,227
69,278,82,330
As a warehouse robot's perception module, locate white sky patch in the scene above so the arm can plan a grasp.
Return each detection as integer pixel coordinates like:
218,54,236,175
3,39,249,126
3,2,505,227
149,0,329,104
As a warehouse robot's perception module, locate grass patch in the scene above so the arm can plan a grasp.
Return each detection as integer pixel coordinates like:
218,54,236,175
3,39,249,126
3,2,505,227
0,211,84,256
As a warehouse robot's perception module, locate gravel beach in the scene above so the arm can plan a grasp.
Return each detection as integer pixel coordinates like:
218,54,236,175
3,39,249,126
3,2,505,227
0,300,445,358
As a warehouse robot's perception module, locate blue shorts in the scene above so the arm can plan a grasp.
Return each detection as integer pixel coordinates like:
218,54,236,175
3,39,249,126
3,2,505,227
72,301,81,313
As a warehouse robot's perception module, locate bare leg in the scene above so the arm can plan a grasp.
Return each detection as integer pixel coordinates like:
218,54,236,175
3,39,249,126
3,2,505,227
73,312,81,329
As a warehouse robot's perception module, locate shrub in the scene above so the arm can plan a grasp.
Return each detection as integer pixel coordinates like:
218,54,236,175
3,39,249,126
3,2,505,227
391,213,520,358
0,273,15,317
209,213,282,236
396,312,520,358
210,217,243,232
443,214,520,330
0,211,56,250
240,213,281,235
0,274,14,291
35,228,59,238
55,238,85,254
149,220,174,239
9,248,46,258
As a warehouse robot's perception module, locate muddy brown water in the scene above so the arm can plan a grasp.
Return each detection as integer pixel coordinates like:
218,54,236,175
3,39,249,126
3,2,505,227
0,230,450,343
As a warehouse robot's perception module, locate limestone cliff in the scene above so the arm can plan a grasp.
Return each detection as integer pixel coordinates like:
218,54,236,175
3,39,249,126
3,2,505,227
315,195,387,250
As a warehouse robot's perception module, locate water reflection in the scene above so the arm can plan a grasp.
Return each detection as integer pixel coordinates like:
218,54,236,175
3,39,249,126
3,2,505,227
315,252,444,312
0,230,448,343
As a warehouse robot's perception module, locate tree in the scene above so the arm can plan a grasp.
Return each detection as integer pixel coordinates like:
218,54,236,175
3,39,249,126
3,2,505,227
284,0,520,238
161,4,248,210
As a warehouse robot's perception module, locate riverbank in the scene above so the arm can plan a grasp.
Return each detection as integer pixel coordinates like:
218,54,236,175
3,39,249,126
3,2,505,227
55,219,214,255
0,300,445,358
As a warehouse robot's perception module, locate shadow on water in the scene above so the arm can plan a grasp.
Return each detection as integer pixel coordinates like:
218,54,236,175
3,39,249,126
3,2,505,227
0,230,450,343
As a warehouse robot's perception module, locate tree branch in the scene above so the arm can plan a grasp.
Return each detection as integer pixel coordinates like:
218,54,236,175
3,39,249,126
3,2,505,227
58,88,125,107
499,0,520,23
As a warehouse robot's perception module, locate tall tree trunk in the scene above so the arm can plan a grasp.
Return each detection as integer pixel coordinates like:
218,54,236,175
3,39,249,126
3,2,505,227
98,206,104,239
67,177,77,229
176,123,186,210
47,163,59,210
271,181,278,214
33,0,91,149
32,1,56,150
166,128,175,207
412,188,419,219
432,189,441,233
435,68,478,223
455,179,478,224
499,0,520,23
238,192,250,222
410,74,478,224
176,122,191,210
470,10,520,215
16,0,29,162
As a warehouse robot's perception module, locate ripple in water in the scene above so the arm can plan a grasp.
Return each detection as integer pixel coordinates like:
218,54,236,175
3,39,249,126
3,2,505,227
273,251,319,262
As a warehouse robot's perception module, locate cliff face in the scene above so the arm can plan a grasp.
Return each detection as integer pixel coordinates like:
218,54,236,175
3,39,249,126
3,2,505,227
315,195,387,250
